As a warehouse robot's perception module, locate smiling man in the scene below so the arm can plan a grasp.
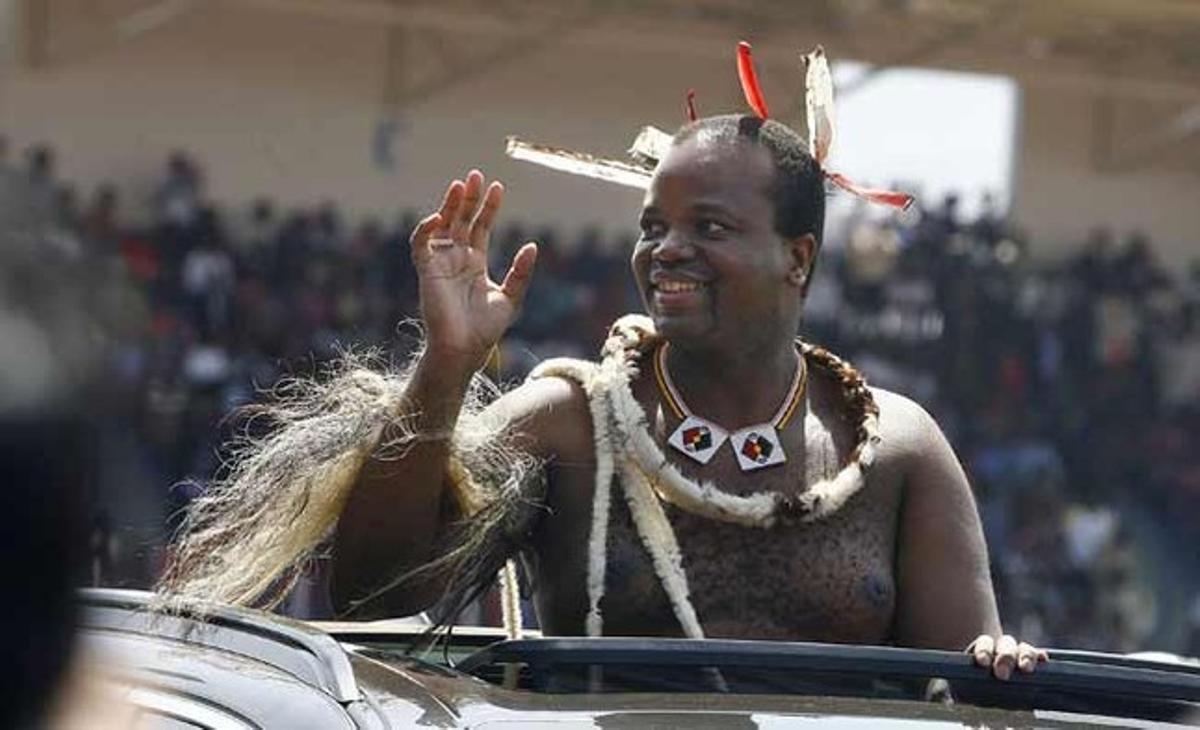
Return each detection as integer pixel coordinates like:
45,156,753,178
163,108,1043,679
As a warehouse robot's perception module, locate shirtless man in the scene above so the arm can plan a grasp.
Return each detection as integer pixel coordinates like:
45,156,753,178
330,115,1042,679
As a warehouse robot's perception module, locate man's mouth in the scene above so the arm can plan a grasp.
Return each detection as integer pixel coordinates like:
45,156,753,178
652,278,708,311
656,280,702,293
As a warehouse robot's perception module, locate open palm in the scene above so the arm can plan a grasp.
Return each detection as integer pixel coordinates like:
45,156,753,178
410,170,538,373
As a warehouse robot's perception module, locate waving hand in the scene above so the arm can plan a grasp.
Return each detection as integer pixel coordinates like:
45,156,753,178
410,170,538,373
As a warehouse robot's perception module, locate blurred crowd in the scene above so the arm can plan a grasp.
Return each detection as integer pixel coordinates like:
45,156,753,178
817,195,1200,653
4,136,1198,655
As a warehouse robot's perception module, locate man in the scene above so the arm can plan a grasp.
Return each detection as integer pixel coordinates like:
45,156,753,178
163,79,1040,675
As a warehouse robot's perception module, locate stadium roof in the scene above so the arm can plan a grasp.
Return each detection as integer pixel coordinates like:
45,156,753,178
210,0,1200,96
30,0,1200,98
17,0,1200,173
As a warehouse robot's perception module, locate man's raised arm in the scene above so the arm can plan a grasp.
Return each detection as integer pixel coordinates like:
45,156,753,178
331,169,539,615
159,170,540,617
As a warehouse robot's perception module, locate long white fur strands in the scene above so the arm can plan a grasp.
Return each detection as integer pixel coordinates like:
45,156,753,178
618,458,706,639
158,361,402,612
500,560,523,639
158,351,530,614
583,373,617,637
560,336,707,640
529,357,614,637
594,323,712,637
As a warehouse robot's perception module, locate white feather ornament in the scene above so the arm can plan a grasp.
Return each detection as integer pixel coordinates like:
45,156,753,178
804,45,836,166
584,370,617,637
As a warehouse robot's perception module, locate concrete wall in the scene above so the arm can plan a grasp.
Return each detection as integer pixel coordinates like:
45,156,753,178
1012,84,1199,268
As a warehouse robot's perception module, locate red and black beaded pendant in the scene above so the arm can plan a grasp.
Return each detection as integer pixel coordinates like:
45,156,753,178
654,343,806,472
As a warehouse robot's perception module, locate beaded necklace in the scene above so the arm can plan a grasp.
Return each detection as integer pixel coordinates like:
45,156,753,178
654,342,808,471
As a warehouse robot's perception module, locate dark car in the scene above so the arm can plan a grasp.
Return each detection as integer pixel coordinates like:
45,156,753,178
78,589,1200,729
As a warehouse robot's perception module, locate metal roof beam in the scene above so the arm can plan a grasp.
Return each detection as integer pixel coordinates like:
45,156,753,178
15,0,49,69
115,0,199,41
216,0,519,36
836,0,1016,97
1105,102,1200,172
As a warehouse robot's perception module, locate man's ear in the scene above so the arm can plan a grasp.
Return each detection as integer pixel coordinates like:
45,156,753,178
785,233,817,289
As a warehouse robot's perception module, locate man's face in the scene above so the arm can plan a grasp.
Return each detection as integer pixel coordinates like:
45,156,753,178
631,135,801,347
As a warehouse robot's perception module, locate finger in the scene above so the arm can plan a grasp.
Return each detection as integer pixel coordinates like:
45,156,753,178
409,213,444,263
1017,642,1041,673
451,170,484,240
435,179,465,228
499,242,538,305
469,181,504,250
969,634,994,668
993,634,1018,681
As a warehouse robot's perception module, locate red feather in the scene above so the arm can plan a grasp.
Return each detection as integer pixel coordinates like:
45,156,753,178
737,41,770,119
826,172,914,210
686,89,698,122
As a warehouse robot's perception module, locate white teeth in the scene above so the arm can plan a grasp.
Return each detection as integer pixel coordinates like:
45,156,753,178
658,281,700,293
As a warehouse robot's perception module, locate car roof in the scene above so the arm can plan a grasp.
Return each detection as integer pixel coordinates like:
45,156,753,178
345,647,1200,728
81,587,359,701
84,629,356,729
78,589,1200,729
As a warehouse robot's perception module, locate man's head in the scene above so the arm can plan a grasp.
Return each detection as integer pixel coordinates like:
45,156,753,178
676,115,826,245
631,114,825,347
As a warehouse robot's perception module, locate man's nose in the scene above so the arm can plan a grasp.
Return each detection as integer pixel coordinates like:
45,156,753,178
653,231,695,262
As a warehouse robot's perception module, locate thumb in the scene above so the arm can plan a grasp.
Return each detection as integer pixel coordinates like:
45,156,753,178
499,242,538,306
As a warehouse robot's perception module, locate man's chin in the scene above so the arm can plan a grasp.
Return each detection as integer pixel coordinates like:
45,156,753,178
651,311,713,343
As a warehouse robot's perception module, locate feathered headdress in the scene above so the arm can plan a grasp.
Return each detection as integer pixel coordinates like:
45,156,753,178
506,41,914,210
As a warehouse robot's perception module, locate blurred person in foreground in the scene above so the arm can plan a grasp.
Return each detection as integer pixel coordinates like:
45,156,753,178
0,167,135,727
161,44,1042,679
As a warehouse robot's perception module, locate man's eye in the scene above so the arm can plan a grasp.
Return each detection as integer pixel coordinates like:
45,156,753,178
640,220,666,239
698,220,729,237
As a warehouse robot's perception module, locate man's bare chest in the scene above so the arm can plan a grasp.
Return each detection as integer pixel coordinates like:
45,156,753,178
524,360,902,641
528,457,902,642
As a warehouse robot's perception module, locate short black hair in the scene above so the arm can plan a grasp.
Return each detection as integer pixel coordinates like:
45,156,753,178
674,114,826,246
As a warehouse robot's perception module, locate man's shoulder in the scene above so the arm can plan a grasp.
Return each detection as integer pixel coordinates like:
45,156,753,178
864,386,978,507
499,360,594,418
867,386,946,465
869,386,934,424
491,359,596,461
